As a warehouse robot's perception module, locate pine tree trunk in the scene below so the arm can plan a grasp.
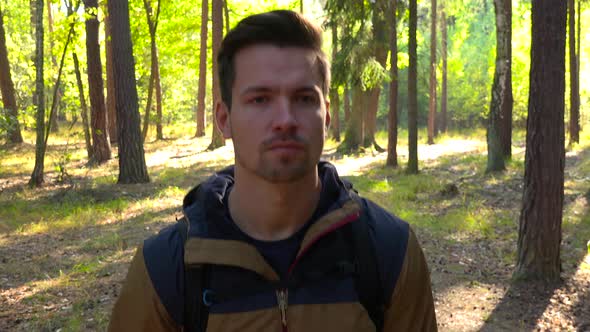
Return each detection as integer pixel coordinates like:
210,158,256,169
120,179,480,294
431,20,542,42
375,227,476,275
340,84,364,152
344,84,350,122
29,0,45,187
109,0,150,184
427,0,437,145
195,0,208,137
363,0,388,150
486,0,512,172
330,24,340,142
499,0,513,158
0,7,24,144
154,45,163,140
73,51,93,159
208,0,225,150
407,0,419,174
386,0,398,167
46,0,61,131
568,0,579,144
515,0,566,282
223,0,230,35
84,0,111,164
105,2,117,144
440,8,448,133
141,66,155,142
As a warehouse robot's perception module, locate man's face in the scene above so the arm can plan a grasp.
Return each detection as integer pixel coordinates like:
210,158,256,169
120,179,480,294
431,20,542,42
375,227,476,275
216,45,330,183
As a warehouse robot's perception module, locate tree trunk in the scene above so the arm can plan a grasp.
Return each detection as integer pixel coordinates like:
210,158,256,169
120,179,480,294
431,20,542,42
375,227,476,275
568,0,579,145
224,0,230,35
195,0,208,137
340,84,364,152
363,0,388,150
386,0,398,167
142,0,163,141
515,0,566,282
208,0,225,150
142,64,155,142
29,0,45,187
440,7,448,133
344,84,350,122
0,7,24,144
109,0,150,184
330,24,340,142
85,0,111,164
73,51,93,159
486,0,512,173
105,1,117,144
499,0,513,158
407,0,418,174
427,0,437,145
300,0,303,13
46,0,61,131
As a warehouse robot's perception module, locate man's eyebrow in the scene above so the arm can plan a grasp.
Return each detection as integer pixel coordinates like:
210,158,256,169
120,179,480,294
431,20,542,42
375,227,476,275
240,86,274,96
294,86,321,94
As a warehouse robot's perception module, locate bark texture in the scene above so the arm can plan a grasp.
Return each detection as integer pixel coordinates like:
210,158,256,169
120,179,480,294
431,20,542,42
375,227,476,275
407,0,418,174
515,0,566,282
208,0,225,150
568,0,579,144
73,51,92,159
84,0,111,163
105,2,117,144
440,8,448,133
427,0,437,145
195,0,208,137
30,0,45,186
386,0,398,167
486,0,512,172
108,0,150,184
0,7,24,143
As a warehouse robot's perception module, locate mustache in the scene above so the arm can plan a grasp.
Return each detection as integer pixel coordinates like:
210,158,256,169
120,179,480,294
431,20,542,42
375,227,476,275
261,134,308,149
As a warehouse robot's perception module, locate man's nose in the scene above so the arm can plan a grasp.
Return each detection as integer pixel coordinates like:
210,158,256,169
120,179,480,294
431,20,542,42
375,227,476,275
271,98,298,132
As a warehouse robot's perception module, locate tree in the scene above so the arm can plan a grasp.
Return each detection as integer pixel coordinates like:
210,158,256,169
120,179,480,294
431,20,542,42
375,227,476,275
486,0,512,172
568,0,580,145
46,0,61,132
427,0,437,145
105,1,117,144
84,0,111,164
386,0,398,167
439,6,448,133
515,0,566,282
208,0,225,150
0,6,24,144
195,0,208,137
363,0,388,151
407,0,418,174
108,0,150,184
141,0,163,141
330,24,340,142
29,0,45,186
73,52,92,159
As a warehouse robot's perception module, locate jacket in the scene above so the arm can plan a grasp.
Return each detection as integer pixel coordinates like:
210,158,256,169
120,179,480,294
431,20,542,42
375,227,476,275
108,162,437,331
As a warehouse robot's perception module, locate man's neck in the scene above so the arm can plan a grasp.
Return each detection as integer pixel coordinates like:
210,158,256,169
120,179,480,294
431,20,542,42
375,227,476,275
228,166,322,241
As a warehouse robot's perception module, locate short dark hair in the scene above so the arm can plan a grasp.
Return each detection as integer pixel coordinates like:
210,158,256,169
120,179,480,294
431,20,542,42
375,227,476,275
217,10,330,108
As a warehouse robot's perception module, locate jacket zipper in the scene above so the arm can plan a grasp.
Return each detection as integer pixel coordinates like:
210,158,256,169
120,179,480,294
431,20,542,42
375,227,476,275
276,288,289,331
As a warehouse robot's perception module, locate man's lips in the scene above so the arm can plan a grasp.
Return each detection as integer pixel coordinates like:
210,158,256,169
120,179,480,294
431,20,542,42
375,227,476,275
267,141,305,151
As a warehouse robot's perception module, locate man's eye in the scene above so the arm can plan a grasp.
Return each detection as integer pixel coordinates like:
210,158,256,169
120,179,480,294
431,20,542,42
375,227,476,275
250,96,269,104
295,95,317,104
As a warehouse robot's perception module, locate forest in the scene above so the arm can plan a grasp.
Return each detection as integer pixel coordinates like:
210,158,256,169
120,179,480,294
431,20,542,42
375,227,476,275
0,0,589,330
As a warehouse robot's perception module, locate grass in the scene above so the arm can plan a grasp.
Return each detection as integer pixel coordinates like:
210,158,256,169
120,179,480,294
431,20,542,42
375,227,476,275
1,124,589,331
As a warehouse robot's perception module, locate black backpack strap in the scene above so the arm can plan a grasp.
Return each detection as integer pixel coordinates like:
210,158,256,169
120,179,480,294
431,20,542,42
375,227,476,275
178,216,210,332
349,196,386,332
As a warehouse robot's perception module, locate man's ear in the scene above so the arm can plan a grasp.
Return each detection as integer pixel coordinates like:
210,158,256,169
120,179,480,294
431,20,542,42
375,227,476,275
215,101,232,139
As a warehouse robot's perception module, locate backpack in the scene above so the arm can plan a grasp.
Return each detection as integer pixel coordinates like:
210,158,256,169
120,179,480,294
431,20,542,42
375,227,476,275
177,198,386,332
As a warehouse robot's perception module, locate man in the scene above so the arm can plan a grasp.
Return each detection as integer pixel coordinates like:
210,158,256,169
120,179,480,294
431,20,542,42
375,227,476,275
109,10,436,332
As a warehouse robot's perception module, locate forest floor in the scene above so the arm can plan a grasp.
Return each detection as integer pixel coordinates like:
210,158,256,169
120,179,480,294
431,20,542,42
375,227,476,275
0,127,589,331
